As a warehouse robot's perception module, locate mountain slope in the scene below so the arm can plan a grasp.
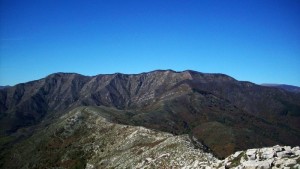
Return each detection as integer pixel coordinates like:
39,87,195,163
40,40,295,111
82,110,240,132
1,70,300,158
1,106,218,168
1,106,299,169
261,84,300,93
0,86,10,90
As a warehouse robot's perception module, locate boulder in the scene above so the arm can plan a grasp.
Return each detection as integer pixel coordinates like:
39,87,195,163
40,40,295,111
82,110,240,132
246,149,257,160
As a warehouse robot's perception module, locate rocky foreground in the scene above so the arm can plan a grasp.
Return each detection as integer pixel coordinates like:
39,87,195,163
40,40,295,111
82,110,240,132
2,106,299,169
214,145,300,169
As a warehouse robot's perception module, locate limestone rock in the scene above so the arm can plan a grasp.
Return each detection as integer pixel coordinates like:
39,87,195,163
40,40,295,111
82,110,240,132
214,145,300,169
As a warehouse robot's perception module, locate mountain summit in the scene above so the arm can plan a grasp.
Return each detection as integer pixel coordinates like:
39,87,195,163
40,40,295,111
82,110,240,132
0,70,300,161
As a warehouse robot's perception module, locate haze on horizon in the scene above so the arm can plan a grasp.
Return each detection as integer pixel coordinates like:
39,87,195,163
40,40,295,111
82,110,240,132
0,0,299,86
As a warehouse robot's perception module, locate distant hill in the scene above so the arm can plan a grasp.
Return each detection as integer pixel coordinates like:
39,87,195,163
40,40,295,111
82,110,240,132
0,85,10,90
261,84,300,93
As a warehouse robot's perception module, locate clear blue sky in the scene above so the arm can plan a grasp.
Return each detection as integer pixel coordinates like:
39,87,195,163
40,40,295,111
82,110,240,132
1,0,300,86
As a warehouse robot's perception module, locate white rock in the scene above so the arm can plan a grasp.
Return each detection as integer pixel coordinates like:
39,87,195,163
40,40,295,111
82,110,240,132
261,148,275,159
277,151,289,158
283,146,291,152
158,153,170,158
292,146,299,151
211,145,300,169
284,159,297,166
242,159,273,169
246,149,257,160
294,150,300,156
217,167,226,169
232,151,242,158
145,158,153,163
294,164,300,168
273,145,281,150
192,160,199,167
85,163,94,169
273,158,285,167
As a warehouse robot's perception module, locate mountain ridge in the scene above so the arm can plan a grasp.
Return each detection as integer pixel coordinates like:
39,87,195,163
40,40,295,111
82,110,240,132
0,69,300,159
1,106,299,168
261,83,300,93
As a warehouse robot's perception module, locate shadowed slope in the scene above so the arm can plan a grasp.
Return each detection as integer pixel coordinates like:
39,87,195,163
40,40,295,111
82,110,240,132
1,106,218,169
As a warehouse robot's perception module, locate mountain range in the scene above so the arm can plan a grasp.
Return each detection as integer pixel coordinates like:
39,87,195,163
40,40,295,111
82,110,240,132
261,84,300,93
0,70,299,168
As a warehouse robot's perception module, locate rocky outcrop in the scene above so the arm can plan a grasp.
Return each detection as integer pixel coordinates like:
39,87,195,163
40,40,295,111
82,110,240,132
214,145,300,169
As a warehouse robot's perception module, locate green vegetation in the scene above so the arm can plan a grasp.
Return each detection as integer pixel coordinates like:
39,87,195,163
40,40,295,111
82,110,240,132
280,101,300,117
0,135,15,147
227,152,247,168
296,157,300,164
71,158,86,169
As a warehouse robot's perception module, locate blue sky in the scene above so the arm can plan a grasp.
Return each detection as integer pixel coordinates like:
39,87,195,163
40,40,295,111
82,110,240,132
1,0,300,86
